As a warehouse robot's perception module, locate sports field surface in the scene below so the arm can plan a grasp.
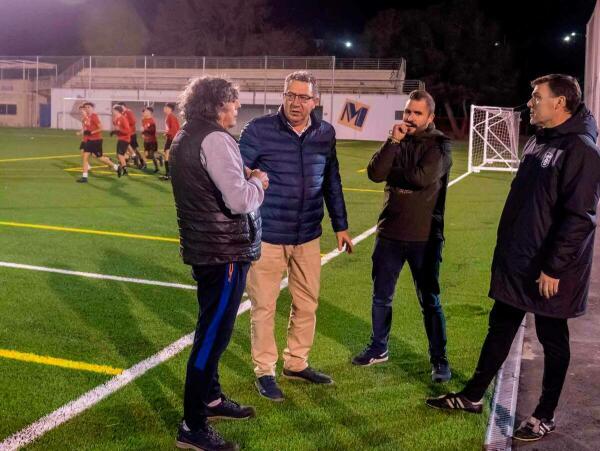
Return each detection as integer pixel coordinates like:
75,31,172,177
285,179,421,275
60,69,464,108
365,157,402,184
0,127,513,450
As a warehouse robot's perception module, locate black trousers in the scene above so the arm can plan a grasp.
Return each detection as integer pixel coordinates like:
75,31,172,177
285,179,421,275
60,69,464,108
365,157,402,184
370,236,447,363
462,300,570,420
183,261,250,430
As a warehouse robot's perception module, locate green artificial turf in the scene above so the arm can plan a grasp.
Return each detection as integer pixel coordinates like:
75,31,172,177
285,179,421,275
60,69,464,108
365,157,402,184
0,127,512,450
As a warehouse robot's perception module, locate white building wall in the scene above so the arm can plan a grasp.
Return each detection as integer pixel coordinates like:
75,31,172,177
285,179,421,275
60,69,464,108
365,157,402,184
51,88,409,141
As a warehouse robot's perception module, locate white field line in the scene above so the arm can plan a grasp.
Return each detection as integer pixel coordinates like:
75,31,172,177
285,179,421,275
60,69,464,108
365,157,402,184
0,262,197,291
0,171,471,451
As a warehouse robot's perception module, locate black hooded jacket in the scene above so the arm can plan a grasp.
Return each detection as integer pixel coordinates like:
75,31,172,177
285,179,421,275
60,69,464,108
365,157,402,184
489,105,600,318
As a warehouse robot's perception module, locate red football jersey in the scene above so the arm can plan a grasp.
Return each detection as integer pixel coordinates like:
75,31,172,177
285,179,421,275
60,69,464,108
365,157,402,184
165,113,180,139
142,117,157,143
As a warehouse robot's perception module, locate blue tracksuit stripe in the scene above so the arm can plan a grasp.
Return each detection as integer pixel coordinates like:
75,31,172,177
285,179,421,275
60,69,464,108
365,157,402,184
194,263,237,370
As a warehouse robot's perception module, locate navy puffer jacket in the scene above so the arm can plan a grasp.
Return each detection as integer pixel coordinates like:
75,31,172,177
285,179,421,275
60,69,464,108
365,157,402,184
239,108,348,245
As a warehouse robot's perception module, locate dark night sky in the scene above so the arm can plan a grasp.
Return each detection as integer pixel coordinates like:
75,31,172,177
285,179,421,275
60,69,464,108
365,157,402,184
0,0,596,90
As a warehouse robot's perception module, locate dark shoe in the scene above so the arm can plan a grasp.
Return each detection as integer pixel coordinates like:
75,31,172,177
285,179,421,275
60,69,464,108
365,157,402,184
255,376,284,402
76,177,88,183
351,347,389,366
160,175,171,181
206,395,256,421
513,416,555,442
282,366,334,385
117,166,123,178
153,167,160,173
176,421,238,451
431,360,452,383
425,392,483,414
122,168,128,176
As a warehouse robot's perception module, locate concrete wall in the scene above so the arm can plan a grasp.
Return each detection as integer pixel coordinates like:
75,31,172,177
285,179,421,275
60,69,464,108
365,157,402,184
0,80,47,127
51,88,409,141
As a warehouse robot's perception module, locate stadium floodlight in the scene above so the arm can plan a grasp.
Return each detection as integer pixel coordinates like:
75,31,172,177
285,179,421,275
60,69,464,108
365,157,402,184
571,32,576,36
563,35,572,42
344,41,352,48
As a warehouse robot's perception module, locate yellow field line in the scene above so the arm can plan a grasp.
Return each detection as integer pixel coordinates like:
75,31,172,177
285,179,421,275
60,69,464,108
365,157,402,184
64,165,106,172
0,154,80,163
0,221,179,243
0,348,123,376
356,168,367,173
65,167,151,177
343,187,383,193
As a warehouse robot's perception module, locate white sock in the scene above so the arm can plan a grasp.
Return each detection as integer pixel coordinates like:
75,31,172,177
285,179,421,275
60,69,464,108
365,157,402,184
82,172,88,178
113,164,118,170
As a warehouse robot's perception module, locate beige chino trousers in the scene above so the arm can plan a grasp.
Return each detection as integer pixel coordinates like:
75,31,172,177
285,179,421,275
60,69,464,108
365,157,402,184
247,238,321,377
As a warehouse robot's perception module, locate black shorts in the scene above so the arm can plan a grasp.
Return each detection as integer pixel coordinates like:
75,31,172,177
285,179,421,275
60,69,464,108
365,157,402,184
84,140,103,157
79,141,86,150
130,134,139,149
164,137,173,151
117,140,129,156
144,141,158,155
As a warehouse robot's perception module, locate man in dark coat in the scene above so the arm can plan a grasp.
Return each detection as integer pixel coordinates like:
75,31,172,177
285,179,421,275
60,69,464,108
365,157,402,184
426,74,600,443
351,90,454,384
239,71,352,401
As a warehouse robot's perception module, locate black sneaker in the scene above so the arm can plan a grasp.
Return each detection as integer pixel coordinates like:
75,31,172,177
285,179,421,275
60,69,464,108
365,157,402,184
513,416,555,442
122,168,128,176
255,376,284,402
282,366,334,385
176,421,238,451
425,392,483,414
117,166,123,178
351,347,389,366
160,175,171,181
206,395,256,421
76,177,88,183
153,168,160,173
431,360,452,383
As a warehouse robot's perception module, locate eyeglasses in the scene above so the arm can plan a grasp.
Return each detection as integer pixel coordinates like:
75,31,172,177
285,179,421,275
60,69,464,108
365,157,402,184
529,95,558,105
283,92,314,104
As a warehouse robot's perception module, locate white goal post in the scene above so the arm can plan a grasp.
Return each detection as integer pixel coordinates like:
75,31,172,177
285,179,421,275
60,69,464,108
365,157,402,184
468,105,522,172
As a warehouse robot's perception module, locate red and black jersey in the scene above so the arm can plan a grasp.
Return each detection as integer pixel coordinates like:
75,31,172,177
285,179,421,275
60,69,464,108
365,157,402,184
114,116,131,143
81,116,89,142
165,113,180,139
84,113,102,141
124,109,136,136
142,117,157,143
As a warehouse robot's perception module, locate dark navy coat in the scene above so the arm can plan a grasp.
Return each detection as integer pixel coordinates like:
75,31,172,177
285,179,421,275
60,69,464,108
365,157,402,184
489,105,600,318
239,108,348,245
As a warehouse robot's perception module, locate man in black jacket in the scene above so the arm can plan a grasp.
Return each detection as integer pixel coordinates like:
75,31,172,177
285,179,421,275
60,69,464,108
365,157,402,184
170,76,269,451
352,90,453,383
427,74,600,442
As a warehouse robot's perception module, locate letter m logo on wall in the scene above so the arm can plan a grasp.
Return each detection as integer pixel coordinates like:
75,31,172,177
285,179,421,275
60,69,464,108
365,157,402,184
338,99,370,131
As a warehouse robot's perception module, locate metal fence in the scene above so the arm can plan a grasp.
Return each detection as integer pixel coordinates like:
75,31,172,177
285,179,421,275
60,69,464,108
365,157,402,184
0,55,422,128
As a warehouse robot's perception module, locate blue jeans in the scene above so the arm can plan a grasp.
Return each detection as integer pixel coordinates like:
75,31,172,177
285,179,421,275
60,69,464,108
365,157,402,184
370,236,448,364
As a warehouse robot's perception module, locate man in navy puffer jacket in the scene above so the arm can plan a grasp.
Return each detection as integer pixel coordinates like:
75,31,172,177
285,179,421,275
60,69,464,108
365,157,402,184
240,71,353,400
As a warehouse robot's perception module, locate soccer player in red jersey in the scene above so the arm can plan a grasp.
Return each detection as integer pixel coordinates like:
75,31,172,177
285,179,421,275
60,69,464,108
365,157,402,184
76,102,119,183
116,101,146,169
111,104,132,177
160,102,180,180
141,106,162,173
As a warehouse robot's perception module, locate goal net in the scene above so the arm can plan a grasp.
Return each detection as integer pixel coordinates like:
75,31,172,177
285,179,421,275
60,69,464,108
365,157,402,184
468,105,522,172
